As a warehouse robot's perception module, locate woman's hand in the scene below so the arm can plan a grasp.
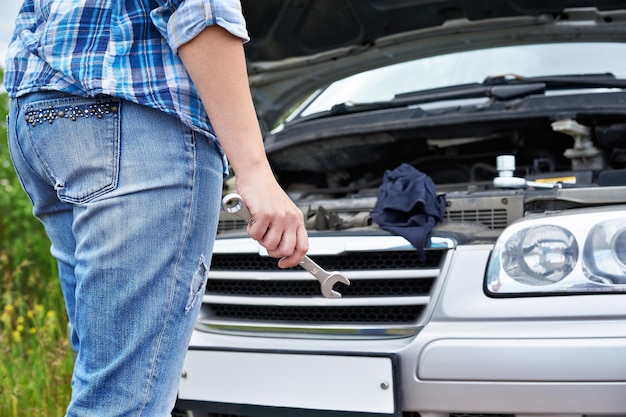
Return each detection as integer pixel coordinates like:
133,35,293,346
234,174,309,268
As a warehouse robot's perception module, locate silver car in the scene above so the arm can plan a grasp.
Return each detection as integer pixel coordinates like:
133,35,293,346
175,1,626,416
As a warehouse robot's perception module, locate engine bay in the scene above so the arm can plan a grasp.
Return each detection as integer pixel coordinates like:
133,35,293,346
220,88,626,241
268,116,626,197
245,107,626,240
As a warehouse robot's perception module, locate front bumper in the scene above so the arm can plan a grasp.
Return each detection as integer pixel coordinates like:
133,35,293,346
177,246,626,416
177,322,626,416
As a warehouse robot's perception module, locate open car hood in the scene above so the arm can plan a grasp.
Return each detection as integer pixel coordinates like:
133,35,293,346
240,0,626,131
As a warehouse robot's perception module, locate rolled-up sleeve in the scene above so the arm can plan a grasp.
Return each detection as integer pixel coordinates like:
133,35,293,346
151,0,249,54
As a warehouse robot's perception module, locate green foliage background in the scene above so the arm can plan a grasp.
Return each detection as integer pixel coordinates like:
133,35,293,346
0,69,62,307
0,67,73,416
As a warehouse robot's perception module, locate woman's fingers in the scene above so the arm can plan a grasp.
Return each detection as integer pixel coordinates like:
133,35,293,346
237,187,309,267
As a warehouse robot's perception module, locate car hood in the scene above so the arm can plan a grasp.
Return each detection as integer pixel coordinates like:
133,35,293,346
241,0,626,131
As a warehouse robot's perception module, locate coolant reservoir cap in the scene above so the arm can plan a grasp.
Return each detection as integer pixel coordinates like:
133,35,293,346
496,155,516,177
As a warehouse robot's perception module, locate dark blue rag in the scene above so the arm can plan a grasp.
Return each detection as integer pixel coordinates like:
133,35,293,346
371,164,446,258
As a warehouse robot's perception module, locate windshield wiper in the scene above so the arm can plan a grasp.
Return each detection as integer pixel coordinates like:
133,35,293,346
325,82,545,116
483,72,626,89
391,73,625,106
304,73,625,121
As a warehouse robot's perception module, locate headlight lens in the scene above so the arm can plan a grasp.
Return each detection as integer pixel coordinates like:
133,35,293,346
486,208,626,296
502,225,577,286
583,220,626,285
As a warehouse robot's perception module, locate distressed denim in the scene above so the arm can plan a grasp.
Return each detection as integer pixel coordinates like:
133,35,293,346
8,91,224,417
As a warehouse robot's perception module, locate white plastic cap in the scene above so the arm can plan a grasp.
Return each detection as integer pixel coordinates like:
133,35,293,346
496,155,516,177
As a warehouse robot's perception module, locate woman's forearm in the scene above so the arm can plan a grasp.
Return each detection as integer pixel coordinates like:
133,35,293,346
178,25,308,267
178,25,271,179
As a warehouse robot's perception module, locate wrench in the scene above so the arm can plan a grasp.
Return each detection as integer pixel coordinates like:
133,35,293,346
221,193,351,298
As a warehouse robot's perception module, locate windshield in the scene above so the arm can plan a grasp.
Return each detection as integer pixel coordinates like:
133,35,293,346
295,42,626,118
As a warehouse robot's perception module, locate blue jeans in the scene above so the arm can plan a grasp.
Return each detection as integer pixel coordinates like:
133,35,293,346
8,91,224,416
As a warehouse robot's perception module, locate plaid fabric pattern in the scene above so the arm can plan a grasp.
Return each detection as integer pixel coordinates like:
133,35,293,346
5,0,249,172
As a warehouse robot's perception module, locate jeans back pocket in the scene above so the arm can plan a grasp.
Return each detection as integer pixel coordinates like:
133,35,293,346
23,96,121,204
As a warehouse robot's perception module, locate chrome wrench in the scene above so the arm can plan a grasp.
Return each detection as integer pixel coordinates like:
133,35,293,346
221,193,351,298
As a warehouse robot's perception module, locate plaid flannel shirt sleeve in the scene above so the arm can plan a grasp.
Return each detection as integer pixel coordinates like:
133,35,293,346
151,0,250,54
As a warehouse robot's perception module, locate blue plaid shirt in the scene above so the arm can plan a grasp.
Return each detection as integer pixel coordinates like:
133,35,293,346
4,0,250,173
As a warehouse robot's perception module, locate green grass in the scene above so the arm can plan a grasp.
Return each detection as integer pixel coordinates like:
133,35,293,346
0,69,74,416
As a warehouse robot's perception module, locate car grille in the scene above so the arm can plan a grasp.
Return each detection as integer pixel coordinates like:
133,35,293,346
197,246,448,338
210,304,425,322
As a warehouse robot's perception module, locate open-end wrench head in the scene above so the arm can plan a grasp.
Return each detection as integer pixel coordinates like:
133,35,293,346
320,272,351,298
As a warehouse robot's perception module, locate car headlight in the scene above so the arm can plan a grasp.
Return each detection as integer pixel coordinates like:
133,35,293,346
486,207,626,296
583,219,626,285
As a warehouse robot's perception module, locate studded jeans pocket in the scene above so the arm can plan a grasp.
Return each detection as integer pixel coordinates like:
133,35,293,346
22,95,121,204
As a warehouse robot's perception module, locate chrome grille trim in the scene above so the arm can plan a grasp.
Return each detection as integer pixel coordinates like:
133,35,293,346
209,269,439,280
202,295,431,307
195,321,421,338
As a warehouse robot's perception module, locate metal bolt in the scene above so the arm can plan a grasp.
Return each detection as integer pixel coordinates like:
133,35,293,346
380,381,389,390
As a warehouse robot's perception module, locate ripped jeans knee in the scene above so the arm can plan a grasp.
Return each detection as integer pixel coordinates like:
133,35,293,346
186,256,209,312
